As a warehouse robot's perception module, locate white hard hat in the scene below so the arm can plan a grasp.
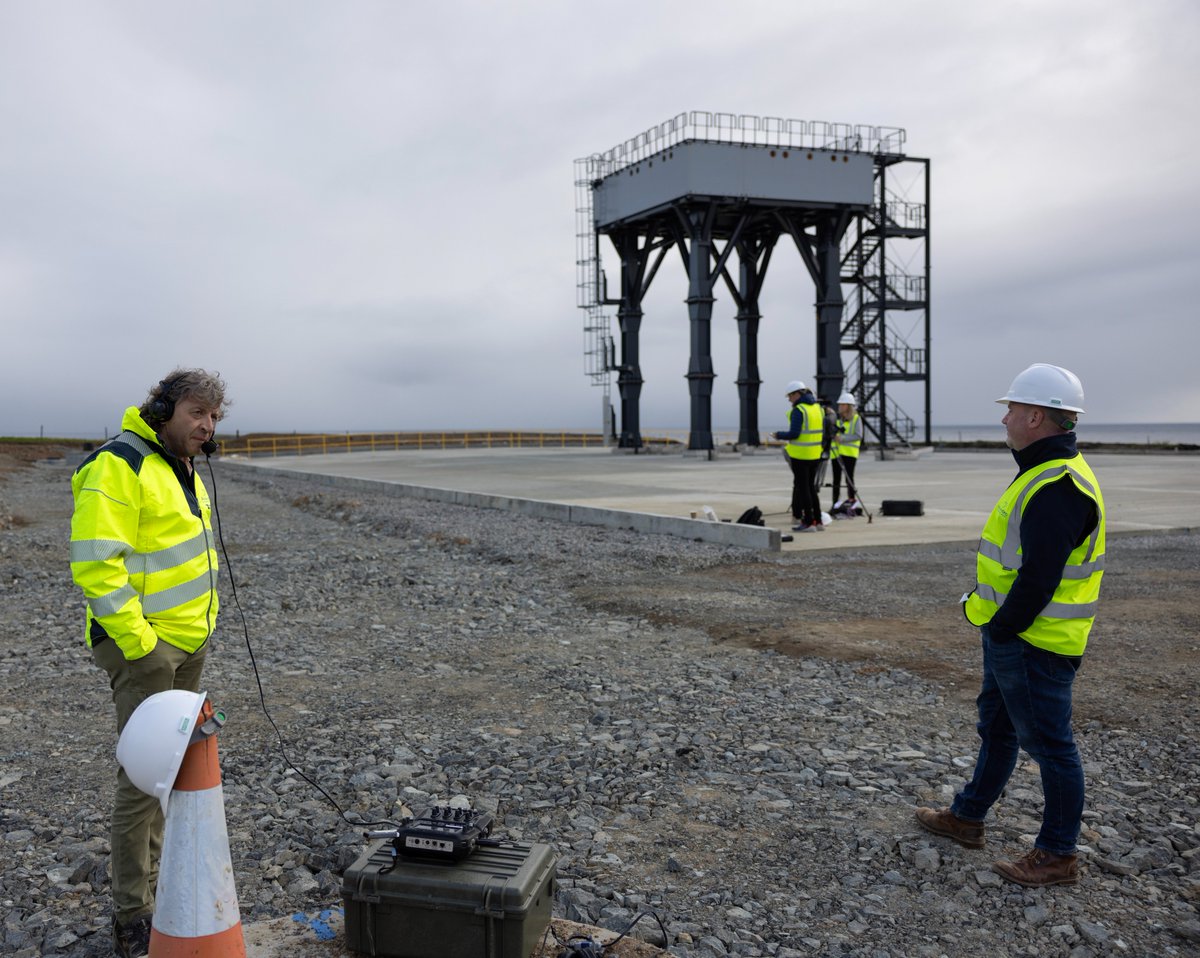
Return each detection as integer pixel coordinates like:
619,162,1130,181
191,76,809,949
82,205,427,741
116,689,207,816
785,380,807,395
996,364,1086,413
837,391,857,406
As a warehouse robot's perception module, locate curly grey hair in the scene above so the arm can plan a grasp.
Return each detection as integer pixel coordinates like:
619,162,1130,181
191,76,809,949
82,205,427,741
139,368,231,427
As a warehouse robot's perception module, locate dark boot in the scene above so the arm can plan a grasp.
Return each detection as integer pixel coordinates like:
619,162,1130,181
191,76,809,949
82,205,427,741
992,847,1079,887
914,806,986,849
113,915,152,958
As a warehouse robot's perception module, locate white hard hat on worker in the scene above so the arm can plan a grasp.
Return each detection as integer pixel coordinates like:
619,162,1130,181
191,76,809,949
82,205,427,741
996,363,1085,413
998,363,1085,451
784,380,807,396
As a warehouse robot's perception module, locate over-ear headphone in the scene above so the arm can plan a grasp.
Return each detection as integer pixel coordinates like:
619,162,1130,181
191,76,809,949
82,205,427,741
148,377,183,422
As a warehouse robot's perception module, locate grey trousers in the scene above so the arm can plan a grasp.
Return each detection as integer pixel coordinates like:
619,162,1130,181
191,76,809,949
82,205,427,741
92,636,207,925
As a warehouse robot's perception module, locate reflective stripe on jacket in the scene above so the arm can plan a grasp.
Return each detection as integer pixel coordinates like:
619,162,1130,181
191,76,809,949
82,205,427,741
785,403,824,460
964,454,1105,656
833,413,862,459
70,407,218,659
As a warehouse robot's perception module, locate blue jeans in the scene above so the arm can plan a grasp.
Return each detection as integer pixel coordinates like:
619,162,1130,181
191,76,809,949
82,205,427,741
950,625,1084,856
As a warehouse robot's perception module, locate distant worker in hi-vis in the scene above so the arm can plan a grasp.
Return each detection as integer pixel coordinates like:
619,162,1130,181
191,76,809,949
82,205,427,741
771,379,825,532
916,363,1104,887
830,391,862,512
69,370,229,958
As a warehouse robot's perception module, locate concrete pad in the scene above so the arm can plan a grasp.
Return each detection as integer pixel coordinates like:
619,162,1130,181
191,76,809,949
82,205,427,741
225,447,1199,552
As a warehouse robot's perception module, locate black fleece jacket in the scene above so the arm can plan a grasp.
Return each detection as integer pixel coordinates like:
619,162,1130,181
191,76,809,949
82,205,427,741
986,432,1099,648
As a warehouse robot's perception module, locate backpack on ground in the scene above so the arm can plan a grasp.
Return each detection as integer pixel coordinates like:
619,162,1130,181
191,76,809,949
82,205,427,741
735,506,764,526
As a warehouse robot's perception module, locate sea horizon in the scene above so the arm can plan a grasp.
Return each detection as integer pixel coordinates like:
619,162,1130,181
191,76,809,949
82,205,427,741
643,421,1200,445
925,421,1200,445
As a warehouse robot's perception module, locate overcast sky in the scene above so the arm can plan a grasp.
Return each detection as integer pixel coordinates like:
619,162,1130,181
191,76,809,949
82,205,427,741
2,1,1197,438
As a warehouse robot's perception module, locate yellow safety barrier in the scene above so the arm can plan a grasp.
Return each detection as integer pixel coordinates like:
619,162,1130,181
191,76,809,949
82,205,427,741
217,430,601,457
212,430,735,458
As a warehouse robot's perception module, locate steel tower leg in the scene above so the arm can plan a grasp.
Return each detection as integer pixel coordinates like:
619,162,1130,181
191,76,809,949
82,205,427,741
611,231,648,450
732,234,775,446
814,212,849,404
779,209,848,404
616,303,644,449
735,301,761,446
676,205,719,452
877,162,889,450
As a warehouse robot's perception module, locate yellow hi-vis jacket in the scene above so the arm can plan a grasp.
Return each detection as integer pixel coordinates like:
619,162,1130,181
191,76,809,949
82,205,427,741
833,413,862,459
785,402,824,460
70,407,218,660
964,454,1105,656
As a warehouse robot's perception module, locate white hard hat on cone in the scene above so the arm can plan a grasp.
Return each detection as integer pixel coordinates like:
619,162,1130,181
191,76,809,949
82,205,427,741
837,391,856,406
785,380,807,395
116,689,207,815
996,364,1086,413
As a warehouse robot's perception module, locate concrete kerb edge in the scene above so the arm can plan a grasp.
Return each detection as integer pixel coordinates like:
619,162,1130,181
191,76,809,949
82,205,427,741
223,461,781,551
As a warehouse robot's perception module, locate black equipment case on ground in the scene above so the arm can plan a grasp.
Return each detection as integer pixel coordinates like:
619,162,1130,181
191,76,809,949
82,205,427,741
880,499,924,516
342,839,557,958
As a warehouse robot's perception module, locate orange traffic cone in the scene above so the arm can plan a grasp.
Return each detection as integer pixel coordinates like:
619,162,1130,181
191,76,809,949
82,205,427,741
150,699,246,957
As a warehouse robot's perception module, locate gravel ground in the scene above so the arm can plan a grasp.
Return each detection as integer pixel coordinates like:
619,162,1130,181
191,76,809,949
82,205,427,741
1,454,1198,957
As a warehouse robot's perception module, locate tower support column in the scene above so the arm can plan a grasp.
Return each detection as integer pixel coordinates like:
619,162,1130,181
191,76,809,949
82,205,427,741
735,302,761,445
731,233,775,446
814,212,848,403
616,304,644,449
678,205,719,451
611,230,653,450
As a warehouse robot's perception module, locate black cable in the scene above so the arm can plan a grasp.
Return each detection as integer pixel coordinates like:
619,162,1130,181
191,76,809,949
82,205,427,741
557,910,671,957
604,910,670,952
604,917,672,950
204,453,399,830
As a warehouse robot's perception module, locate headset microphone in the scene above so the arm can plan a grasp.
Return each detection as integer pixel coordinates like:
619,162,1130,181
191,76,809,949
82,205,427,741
201,451,399,832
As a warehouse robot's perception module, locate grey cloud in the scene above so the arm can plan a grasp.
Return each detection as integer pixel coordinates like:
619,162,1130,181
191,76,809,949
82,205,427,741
1,2,1197,437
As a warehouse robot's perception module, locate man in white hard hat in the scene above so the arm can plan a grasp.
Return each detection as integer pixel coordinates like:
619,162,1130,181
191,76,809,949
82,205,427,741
770,380,824,531
916,363,1105,888
830,391,862,512
70,370,229,957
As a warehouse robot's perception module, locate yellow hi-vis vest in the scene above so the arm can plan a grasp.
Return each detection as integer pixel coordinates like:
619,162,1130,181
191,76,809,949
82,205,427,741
833,412,862,459
785,402,824,460
70,407,218,660
964,453,1104,656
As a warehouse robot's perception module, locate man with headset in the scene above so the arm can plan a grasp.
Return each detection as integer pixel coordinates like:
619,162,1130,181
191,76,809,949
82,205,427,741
70,369,229,957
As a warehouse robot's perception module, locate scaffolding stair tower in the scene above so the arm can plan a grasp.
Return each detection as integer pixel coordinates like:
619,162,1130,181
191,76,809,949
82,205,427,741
839,155,931,451
575,156,617,442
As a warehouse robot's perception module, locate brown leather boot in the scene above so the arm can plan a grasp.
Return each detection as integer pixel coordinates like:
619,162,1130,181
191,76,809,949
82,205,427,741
992,847,1079,887
914,806,986,848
